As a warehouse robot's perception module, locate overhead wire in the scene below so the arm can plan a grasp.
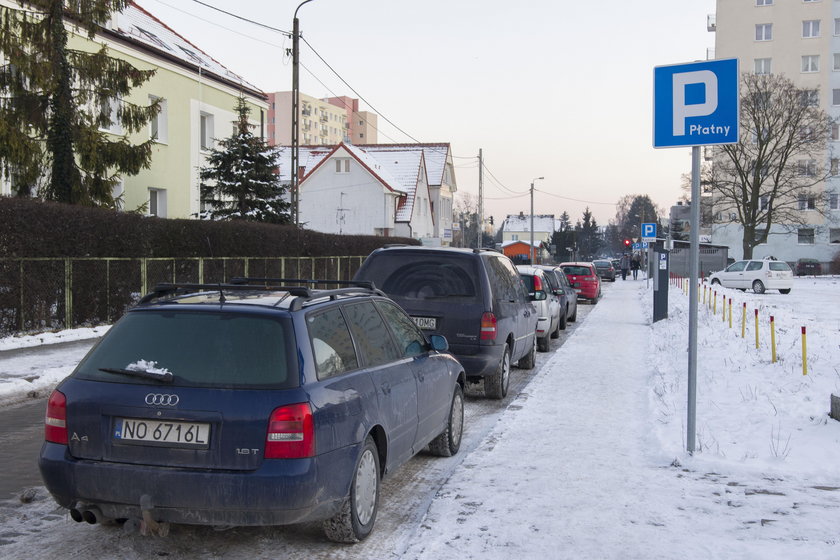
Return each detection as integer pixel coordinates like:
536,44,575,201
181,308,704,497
534,188,617,206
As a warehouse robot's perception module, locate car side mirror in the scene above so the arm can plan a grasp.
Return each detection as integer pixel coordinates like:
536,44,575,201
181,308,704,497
429,334,449,352
530,291,547,301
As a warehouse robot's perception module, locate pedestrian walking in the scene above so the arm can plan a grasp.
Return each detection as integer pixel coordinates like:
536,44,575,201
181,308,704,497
631,253,641,280
619,253,630,280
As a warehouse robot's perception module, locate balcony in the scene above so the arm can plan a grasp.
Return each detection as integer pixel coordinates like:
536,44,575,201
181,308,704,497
320,114,329,123
707,14,716,32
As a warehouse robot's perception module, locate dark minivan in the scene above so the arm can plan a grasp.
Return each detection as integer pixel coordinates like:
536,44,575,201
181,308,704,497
354,246,538,399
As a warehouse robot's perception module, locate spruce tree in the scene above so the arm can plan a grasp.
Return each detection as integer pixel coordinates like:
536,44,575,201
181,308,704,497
200,97,291,224
0,0,160,206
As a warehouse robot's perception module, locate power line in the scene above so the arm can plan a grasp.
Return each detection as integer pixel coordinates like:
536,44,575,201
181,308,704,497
188,0,291,36
534,188,617,206
481,162,528,195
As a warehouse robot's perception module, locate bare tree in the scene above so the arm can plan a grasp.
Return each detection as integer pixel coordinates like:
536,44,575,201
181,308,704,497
707,73,833,259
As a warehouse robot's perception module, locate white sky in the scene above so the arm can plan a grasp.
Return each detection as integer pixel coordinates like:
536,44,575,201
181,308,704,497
140,0,718,226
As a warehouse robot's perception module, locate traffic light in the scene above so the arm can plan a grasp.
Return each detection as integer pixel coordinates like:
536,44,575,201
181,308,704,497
623,239,631,247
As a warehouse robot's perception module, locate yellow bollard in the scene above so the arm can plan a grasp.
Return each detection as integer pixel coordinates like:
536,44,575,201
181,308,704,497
741,302,746,338
770,316,776,363
722,294,726,322
802,326,808,375
703,285,707,305
754,308,760,349
713,291,717,315
728,298,733,329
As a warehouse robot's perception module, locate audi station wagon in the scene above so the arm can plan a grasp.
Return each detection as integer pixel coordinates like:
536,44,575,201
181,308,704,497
39,280,466,543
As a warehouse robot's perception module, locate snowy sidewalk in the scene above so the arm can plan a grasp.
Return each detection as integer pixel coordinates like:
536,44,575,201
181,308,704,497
404,280,840,560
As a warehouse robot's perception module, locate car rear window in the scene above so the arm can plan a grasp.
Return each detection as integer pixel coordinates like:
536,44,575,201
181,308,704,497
73,310,296,388
360,253,480,303
769,262,791,271
563,266,592,276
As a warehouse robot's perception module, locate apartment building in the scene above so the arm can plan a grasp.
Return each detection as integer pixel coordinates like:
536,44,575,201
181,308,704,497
710,0,840,264
268,92,380,147
323,96,378,144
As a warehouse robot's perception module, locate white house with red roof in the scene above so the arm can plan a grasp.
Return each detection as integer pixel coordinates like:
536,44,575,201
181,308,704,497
278,143,441,241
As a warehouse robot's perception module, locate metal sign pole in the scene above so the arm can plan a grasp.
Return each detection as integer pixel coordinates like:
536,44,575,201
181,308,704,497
687,146,700,454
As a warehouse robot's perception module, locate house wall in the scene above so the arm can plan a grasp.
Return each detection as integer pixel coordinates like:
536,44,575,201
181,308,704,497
299,156,396,235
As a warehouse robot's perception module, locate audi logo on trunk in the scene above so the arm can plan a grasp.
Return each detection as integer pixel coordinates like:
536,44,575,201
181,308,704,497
145,393,179,406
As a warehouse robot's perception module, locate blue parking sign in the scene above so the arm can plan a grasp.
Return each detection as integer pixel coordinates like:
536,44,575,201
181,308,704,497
642,223,656,241
654,59,739,148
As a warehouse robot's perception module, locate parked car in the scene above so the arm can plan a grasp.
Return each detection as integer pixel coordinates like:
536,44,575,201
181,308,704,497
708,257,793,294
560,262,602,303
534,264,577,325
39,279,466,543
353,246,538,399
795,258,821,276
592,259,617,282
517,265,562,352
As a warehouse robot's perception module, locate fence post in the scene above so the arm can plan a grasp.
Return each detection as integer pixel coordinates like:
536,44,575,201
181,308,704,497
64,258,73,330
199,257,204,284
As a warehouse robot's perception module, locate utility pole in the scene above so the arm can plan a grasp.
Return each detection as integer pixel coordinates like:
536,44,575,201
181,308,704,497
477,149,483,249
291,0,314,227
530,177,544,264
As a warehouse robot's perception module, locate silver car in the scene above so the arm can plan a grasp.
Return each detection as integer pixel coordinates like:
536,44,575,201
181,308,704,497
517,265,562,352
708,258,793,294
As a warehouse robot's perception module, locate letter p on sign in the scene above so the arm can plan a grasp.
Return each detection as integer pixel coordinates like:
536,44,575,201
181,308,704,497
653,58,739,149
672,71,717,136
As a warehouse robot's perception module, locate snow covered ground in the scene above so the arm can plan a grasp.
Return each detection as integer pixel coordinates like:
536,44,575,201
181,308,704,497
0,277,839,558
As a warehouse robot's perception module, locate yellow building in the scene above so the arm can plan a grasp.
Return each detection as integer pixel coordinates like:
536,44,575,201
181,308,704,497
0,1,268,219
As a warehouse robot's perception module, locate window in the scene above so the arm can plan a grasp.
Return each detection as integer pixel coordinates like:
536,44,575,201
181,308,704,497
803,20,821,37
836,18,840,35
756,0,773,4
797,160,817,176
760,195,770,210
802,55,820,72
754,58,772,74
833,159,840,175
756,23,773,41
832,124,839,140
112,180,124,211
754,229,767,243
726,261,747,273
746,261,764,272
830,193,839,210
334,158,350,173
830,228,840,243
149,95,167,143
376,301,427,358
148,188,167,218
307,308,358,378
798,228,815,244
99,96,122,135
200,112,214,151
343,302,398,366
801,90,819,106
798,193,817,209
835,54,840,71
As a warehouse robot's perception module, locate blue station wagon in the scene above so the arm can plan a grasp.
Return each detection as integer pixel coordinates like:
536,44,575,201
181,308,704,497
39,279,466,542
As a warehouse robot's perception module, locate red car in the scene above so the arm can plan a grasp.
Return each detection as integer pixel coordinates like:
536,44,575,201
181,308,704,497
560,262,602,303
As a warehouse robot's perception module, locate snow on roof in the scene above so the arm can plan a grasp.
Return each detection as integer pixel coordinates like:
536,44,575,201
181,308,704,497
503,214,556,234
357,144,451,187
501,239,541,248
109,2,263,95
358,149,424,222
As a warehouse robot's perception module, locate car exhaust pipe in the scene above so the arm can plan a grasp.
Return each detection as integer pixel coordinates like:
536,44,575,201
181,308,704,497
69,508,84,522
82,506,102,524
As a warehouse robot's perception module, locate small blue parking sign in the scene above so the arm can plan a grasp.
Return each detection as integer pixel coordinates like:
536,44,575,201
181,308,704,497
653,59,739,148
642,223,656,241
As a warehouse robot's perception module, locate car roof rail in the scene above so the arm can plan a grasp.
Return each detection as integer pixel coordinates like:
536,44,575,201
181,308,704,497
139,279,386,310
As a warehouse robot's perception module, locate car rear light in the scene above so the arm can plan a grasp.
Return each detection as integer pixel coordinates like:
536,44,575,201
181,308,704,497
533,275,543,292
45,390,68,445
265,403,314,459
480,312,498,340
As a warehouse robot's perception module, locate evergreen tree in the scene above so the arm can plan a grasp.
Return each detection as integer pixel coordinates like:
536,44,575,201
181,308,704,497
551,211,575,261
0,0,159,206
200,97,291,224
577,207,602,260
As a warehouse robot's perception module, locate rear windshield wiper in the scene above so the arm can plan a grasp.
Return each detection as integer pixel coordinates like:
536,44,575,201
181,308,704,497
99,367,174,383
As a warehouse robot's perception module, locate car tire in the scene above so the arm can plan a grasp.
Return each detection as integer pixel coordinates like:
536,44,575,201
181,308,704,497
428,384,464,457
518,334,537,370
486,343,511,399
779,288,791,294
569,305,577,322
556,310,567,333
537,334,550,352
323,436,380,543
752,280,765,294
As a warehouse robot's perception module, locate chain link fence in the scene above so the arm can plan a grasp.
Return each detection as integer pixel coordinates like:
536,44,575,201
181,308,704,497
0,256,365,337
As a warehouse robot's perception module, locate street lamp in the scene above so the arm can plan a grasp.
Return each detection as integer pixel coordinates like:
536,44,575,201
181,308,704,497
291,0,315,227
530,177,544,264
